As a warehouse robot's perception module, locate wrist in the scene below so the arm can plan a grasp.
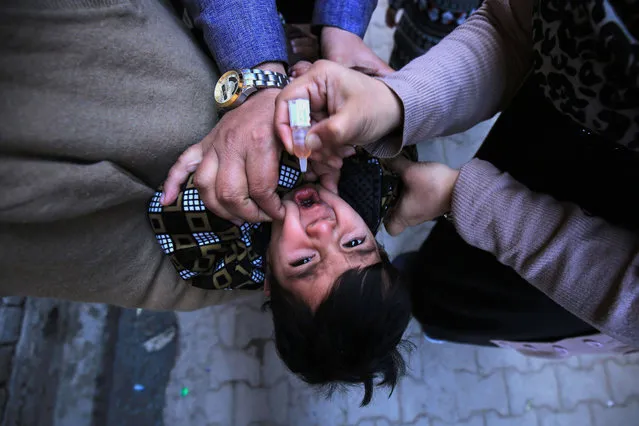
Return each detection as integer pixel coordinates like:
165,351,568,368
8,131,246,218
444,169,461,213
252,63,286,100
377,80,404,136
254,62,287,76
320,26,359,50
321,26,352,38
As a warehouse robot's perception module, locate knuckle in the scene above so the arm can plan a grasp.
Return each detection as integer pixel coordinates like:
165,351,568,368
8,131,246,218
315,59,334,72
224,127,241,146
249,125,272,143
218,186,243,205
249,184,276,201
226,197,258,221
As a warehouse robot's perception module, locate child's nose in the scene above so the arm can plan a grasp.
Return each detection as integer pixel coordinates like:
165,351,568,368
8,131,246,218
306,219,336,240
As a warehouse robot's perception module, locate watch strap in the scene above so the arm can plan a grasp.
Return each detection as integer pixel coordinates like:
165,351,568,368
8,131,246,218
240,69,289,89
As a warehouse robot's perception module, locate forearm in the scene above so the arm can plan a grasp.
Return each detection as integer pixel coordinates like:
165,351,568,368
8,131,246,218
184,0,288,72
452,159,639,347
373,0,533,157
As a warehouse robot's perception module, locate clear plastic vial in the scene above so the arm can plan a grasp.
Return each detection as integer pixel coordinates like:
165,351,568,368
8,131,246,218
287,99,311,172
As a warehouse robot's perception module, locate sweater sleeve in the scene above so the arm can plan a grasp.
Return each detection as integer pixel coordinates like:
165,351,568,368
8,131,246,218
370,0,533,157
452,158,639,348
312,0,377,39
184,0,288,73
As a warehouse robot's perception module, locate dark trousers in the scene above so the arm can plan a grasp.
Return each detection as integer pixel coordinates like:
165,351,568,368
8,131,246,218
408,78,639,346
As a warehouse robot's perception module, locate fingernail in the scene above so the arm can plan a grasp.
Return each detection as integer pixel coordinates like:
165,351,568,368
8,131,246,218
290,70,297,78
160,193,166,205
257,213,274,223
340,146,356,157
305,133,321,150
230,219,243,226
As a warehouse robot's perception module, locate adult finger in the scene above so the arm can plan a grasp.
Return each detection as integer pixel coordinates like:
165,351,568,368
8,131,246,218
275,61,339,153
274,84,314,154
289,60,313,78
216,152,269,224
351,61,394,78
305,109,358,148
246,149,285,221
193,148,229,218
319,169,340,194
307,160,340,194
162,143,203,205
384,211,409,237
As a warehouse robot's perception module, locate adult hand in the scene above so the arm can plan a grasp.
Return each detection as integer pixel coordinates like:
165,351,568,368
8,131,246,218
320,26,394,77
275,60,403,167
383,156,460,236
162,64,286,224
303,157,352,194
286,24,319,64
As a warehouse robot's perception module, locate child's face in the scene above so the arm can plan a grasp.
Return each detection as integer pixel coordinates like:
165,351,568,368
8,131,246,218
266,184,380,309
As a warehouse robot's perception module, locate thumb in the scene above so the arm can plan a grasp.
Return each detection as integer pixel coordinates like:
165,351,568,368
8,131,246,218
384,213,408,237
351,61,394,78
307,111,356,149
319,169,340,194
373,61,395,77
162,143,203,205
289,61,313,78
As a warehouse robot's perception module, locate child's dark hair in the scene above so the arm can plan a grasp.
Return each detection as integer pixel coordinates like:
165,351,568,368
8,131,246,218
263,250,413,406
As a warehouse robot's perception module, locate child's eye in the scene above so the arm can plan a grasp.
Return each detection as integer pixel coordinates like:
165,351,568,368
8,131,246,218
291,257,313,267
343,238,365,248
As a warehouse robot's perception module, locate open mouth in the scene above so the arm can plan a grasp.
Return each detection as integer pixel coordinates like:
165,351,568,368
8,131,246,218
294,188,321,209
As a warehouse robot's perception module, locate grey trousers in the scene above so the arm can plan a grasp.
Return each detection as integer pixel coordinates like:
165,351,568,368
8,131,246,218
0,0,253,310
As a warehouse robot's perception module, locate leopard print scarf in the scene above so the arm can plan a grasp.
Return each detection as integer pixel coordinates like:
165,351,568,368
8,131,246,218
531,0,639,148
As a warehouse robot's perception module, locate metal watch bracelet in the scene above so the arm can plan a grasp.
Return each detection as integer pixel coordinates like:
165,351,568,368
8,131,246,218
240,69,289,89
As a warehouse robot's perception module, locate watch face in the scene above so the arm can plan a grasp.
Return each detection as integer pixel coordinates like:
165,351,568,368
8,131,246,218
215,71,241,105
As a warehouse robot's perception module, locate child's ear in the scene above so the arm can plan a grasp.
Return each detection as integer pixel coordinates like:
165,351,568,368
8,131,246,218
263,276,271,297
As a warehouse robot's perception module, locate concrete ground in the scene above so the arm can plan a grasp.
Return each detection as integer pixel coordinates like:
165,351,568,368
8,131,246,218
164,295,639,426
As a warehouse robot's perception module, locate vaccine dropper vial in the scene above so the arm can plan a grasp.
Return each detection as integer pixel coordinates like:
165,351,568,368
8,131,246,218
287,99,311,172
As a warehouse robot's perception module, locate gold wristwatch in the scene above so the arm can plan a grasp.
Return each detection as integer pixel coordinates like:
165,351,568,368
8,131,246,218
214,68,289,110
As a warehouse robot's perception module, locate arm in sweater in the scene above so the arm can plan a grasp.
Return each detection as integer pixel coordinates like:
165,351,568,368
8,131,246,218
453,159,639,347
372,0,533,157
